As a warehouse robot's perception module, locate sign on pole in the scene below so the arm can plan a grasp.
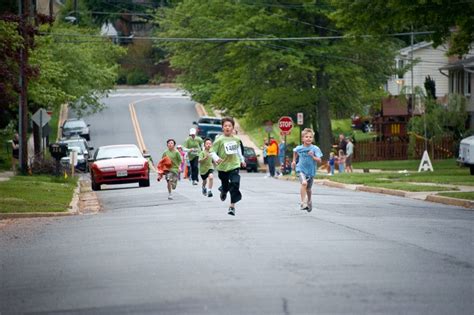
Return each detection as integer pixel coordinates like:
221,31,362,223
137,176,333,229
264,120,273,134
278,116,293,135
297,112,304,125
31,108,51,128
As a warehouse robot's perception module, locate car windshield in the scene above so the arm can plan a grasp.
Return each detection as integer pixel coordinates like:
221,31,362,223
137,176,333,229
61,139,86,151
244,147,255,156
199,118,221,125
64,120,86,129
95,146,142,160
68,146,83,154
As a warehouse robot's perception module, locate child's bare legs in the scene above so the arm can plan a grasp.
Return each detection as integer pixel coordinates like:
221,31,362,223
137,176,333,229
300,181,308,205
208,173,213,190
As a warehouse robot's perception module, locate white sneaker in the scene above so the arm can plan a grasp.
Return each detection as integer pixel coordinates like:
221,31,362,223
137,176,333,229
300,202,308,210
168,194,173,200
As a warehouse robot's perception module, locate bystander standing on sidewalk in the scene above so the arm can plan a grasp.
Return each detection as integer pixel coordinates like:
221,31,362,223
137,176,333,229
338,149,345,173
345,137,354,173
267,136,279,177
11,133,19,174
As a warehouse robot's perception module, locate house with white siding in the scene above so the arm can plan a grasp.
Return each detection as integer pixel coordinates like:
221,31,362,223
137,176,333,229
385,41,451,98
439,56,474,129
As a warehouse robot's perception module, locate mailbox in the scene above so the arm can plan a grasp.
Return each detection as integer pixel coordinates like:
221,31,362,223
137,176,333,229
49,143,68,160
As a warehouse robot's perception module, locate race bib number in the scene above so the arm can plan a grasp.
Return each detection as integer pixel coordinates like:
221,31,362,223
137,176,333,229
224,141,239,155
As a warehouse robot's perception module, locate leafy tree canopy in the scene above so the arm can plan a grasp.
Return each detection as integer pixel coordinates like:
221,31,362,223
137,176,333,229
157,0,396,122
331,0,474,56
29,24,126,116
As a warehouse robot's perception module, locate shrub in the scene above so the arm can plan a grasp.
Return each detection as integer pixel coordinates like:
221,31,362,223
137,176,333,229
126,69,149,85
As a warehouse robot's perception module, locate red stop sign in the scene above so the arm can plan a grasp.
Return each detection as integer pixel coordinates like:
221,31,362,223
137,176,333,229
278,116,293,133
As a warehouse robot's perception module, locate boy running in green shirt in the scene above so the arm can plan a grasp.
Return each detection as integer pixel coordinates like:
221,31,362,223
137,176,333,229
160,139,182,200
211,117,246,216
199,138,215,197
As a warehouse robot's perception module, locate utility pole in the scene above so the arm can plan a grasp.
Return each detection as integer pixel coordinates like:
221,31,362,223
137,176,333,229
410,27,414,118
49,0,54,22
18,0,31,174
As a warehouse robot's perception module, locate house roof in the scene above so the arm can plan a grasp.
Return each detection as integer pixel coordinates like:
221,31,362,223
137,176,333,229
398,41,434,56
439,56,474,70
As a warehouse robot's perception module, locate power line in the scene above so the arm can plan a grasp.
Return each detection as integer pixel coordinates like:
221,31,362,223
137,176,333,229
39,31,435,42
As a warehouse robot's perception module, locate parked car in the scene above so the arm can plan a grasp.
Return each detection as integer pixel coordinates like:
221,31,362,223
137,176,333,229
61,118,90,140
192,116,222,138
60,145,88,172
243,146,259,172
207,130,223,141
457,136,474,175
59,136,93,158
351,115,373,133
89,144,150,191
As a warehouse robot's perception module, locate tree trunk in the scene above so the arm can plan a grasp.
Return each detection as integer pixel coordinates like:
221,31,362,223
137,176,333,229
316,69,333,158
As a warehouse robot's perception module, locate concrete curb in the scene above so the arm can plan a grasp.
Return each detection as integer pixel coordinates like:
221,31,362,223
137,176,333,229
426,195,474,209
275,175,473,209
356,185,407,197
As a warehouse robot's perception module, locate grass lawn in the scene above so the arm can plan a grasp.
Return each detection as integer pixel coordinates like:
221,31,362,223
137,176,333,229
437,192,474,200
0,175,77,213
363,182,457,192
315,158,473,191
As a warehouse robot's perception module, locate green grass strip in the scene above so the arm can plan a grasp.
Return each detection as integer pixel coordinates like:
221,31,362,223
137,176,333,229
437,192,474,200
0,175,77,213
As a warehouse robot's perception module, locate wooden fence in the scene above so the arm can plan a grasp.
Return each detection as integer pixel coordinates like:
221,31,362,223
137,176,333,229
353,136,457,162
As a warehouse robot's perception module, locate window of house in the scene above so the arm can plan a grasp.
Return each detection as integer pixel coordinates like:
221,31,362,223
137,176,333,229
465,72,472,96
397,59,404,79
458,71,464,94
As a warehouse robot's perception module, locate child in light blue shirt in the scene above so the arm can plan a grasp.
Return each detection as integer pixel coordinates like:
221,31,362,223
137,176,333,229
292,128,323,212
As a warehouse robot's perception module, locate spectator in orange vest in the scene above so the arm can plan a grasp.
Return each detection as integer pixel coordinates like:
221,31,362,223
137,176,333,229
267,136,279,177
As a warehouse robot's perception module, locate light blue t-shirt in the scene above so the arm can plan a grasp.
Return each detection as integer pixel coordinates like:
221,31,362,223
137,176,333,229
293,144,323,177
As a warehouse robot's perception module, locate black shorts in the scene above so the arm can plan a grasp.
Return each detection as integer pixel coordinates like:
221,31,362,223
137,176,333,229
200,169,214,180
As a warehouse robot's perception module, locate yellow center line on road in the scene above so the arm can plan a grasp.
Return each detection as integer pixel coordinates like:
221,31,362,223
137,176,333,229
129,102,157,173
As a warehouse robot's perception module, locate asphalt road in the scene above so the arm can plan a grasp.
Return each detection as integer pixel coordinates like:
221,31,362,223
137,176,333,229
1,88,473,314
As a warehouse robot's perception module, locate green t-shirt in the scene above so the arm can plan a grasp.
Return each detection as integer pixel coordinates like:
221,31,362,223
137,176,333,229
212,135,242,172
199,150,214,175
162,149,182,174
183,136,203,160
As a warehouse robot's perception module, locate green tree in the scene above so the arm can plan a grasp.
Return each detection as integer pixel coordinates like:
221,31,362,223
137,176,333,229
331,0,474,56
0,19,22,128
28,24,126,116
157,0,395,154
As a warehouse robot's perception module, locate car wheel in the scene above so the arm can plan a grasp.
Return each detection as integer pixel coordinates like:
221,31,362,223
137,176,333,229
253,166,258,172
91,180,101,191
139,179,150,187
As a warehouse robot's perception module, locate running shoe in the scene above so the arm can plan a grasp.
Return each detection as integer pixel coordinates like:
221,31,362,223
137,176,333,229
208,191,213,197
202,186,207,196
228,207,235,216
220,191,227,201
168,193,173,200
307,201,312,212
192,181,198,186
300,202,308,211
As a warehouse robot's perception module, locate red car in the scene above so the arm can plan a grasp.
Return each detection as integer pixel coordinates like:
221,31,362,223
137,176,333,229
89,144,150,191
